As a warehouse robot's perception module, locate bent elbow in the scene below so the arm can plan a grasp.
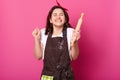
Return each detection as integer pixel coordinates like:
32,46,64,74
72,56,78,60
34,55,42,60
71,52,79,60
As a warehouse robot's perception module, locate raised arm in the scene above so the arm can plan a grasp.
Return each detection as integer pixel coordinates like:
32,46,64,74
32,28,43,60
70,13,84,60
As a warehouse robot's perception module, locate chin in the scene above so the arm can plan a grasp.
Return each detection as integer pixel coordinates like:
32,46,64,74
55,25,64,27
55,23,64,27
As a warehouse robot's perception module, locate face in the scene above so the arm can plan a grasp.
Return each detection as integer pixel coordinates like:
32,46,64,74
50,8,66,27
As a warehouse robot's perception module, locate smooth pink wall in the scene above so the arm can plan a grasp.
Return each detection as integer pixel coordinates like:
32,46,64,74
0,0,120,80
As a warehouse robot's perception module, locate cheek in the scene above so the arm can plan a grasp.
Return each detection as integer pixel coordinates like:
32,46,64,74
50,17,55,23
63,16,66,21
52,17,57,21
61,16,65,22
61,16,65,21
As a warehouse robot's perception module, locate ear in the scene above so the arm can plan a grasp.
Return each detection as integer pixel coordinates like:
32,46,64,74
50,19,52,23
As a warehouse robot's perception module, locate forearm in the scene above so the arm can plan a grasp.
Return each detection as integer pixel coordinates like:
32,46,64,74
71,41,79,60
34,39,43,60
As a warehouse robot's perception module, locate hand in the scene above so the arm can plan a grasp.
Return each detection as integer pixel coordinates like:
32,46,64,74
71,30,80,46
72,30,80,40
70,13,84,46
32,28,41,40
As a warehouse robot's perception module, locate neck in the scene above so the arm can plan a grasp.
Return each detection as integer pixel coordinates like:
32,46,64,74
53,26,64,36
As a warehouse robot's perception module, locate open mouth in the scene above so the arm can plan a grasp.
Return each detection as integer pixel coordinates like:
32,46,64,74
55,19,62,23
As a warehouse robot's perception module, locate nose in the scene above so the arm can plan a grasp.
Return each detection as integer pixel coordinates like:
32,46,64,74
55,14,61,19
56,15,61,19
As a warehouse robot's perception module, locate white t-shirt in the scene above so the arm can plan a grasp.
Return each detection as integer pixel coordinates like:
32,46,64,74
40,28,74,59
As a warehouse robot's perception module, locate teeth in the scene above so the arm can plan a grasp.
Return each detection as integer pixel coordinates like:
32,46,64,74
56,20,62,22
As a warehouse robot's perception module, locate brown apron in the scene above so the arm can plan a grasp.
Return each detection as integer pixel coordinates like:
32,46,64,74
41,27,74,80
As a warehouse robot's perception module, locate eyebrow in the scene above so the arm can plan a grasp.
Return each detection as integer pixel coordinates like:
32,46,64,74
52,13,64,15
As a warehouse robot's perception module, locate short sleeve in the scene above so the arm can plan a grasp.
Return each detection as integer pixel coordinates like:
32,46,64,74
40,28,48,59
67,28,74,60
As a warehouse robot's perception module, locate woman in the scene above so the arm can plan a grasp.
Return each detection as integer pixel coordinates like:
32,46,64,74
32,5,83,80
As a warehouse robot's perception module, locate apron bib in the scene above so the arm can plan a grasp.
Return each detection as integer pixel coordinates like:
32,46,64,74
41,27,74,80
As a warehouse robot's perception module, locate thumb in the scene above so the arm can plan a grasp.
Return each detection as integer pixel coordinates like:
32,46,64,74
38,29,40,36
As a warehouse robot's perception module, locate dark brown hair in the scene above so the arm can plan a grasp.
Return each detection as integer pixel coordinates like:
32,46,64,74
45,5,72,35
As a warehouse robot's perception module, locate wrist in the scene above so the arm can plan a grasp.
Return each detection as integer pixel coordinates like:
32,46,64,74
71,41,78,47
34,38,41,43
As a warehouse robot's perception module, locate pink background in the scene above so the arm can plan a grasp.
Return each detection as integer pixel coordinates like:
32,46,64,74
0,0,120,80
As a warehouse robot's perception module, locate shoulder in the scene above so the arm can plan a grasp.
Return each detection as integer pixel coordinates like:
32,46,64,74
66,27,74,40
67,27,74,32
40,28,48,41
67,27,74,35
40,28,46,34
